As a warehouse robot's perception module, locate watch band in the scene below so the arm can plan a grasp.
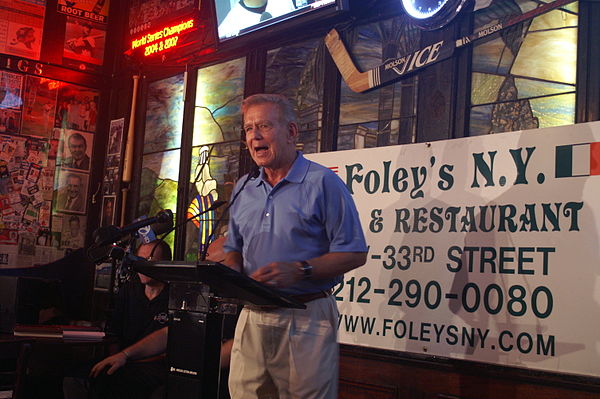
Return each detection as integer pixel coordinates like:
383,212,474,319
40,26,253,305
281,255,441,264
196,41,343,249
299,260,312,280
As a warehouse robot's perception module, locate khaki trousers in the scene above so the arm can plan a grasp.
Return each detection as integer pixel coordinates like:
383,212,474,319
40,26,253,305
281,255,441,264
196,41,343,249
229,295,339,399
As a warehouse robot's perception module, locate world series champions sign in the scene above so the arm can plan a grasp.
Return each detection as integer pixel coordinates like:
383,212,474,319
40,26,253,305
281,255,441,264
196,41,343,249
306,120,600,378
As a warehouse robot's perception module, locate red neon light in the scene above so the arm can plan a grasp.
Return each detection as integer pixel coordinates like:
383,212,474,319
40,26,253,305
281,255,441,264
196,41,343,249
130,18,195,57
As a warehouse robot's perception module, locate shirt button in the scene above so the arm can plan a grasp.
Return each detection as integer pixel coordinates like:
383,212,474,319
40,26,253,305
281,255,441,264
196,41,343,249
266,212,270,217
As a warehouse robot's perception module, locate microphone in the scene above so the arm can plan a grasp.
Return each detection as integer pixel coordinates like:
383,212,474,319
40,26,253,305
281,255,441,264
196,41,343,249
87,210,174,263
147,199,227,260
94,210,173,247
137,214,174,244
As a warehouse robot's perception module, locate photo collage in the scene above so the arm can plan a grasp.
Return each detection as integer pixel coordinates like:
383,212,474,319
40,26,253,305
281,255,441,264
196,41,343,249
0,70,99,267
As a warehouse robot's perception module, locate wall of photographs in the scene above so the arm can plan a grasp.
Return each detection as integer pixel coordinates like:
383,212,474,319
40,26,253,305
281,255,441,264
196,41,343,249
0,0,111,268
0,70,99,267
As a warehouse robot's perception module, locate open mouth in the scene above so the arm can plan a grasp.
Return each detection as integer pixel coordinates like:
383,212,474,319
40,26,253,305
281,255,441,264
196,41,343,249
254,145,269,155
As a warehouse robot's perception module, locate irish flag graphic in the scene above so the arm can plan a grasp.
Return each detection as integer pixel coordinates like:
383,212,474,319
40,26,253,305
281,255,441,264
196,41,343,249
555,142,600,178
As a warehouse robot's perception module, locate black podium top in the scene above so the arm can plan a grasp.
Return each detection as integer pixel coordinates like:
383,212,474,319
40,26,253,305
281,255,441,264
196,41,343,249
133,259,305,309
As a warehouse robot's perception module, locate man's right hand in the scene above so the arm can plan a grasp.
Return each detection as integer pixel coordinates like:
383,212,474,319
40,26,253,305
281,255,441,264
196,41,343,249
89,351,128,378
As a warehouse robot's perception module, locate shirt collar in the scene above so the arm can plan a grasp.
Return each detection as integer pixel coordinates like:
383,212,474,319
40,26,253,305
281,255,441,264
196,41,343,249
254,151,309,187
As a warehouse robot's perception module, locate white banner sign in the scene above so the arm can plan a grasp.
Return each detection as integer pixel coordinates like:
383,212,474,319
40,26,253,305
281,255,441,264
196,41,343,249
307,121,600,378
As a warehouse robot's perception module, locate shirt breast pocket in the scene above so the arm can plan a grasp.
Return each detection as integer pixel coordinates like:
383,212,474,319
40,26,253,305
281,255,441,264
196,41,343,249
279,202,323,235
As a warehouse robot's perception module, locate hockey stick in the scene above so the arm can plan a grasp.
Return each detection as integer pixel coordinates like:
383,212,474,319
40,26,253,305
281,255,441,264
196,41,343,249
325,0,576,93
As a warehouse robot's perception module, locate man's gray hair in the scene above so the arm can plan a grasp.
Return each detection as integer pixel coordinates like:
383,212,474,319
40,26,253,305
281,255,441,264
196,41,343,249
242,93,297,125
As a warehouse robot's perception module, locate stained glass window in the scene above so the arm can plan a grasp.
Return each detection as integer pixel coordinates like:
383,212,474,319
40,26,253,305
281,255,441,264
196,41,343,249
470,1,578,135
185,57,245,261
265,38,325,154
338,16,421,150
144,74,185,152
139,73,185,251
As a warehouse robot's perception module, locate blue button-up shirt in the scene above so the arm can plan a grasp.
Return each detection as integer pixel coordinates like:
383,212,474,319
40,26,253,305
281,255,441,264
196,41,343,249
224,152,368,295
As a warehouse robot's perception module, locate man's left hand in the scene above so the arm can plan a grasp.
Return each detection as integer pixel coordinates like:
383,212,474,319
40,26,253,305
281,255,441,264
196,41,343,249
251,261,301,288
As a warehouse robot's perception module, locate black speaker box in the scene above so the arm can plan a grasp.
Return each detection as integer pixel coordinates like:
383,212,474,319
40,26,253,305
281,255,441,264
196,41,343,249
166,288,224,399
167,310,208,376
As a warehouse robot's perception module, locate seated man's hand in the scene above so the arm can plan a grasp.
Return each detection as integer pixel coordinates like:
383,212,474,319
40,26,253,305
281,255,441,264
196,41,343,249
89,351,128,378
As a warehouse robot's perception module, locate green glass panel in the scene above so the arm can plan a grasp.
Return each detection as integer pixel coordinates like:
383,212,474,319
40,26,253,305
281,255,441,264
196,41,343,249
471,73,505,105
530,93,575,129
193,57,246,146
471,36,516,75
512,28,577,85
144,74,184,153
514,78,575,99
564,2,578,13
529,7,578,31
470,1,578,136
188,57,245,260
266,38,324,154
138,149,180,250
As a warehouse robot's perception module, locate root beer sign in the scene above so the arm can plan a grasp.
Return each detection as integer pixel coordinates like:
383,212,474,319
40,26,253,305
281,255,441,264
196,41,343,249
57,0,110,24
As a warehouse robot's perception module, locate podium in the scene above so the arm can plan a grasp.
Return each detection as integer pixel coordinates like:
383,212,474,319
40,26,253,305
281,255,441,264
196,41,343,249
133,259,305,399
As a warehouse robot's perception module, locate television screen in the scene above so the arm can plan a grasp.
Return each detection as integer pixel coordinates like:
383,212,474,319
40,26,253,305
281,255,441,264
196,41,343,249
215,0,344,41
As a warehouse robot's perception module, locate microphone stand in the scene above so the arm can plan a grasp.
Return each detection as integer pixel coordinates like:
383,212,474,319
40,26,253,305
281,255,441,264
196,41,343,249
198,167,260,263
148,200,227,260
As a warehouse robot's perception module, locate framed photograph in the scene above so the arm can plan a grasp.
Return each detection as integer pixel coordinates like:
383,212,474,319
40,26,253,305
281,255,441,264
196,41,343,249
63,16,107,67
102,168,114,195
55,84,99,132
5,22,42,60
55,168,89,214
101,195,116,227
0,109,21,134
57,130,94,172
108,118,124,155
112,168,120,194
17,232,35,256
20,75,59,138
0,70,23,110
60,214,86,249
106,154,120,169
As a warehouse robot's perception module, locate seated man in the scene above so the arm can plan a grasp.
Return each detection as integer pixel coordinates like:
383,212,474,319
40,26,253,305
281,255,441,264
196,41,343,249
89,236,235,399
63,240,171,399
89,240,171,398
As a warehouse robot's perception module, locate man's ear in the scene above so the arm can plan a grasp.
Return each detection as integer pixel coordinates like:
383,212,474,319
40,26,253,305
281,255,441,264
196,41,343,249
287,122,299,143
